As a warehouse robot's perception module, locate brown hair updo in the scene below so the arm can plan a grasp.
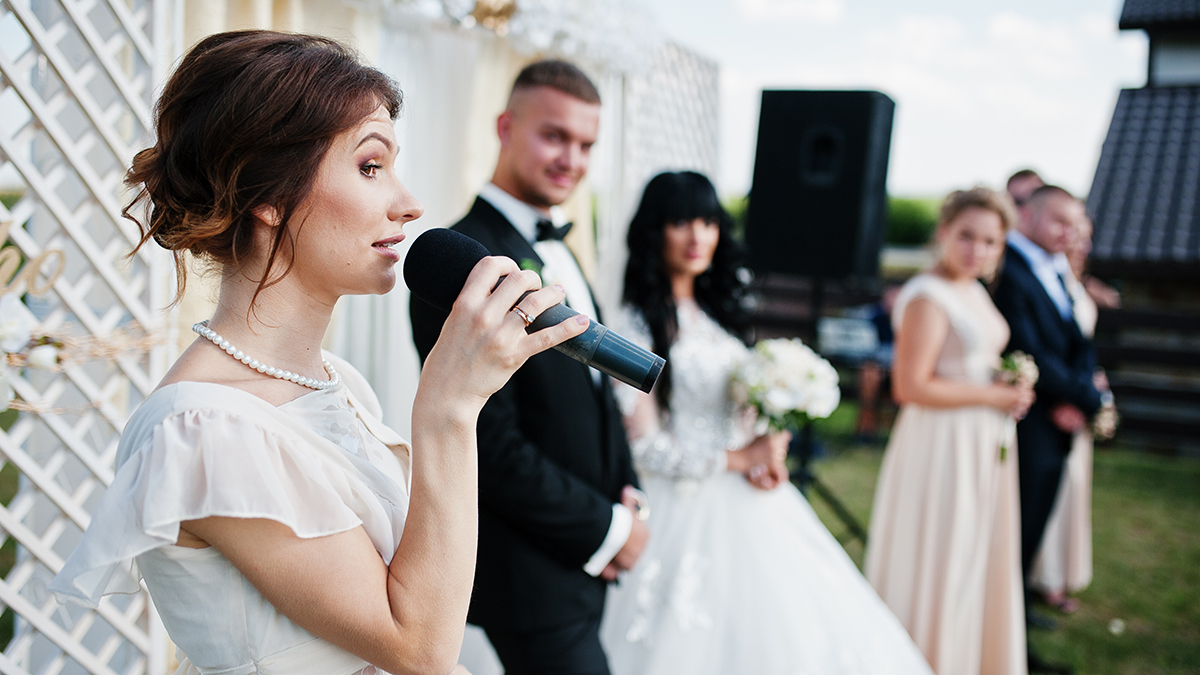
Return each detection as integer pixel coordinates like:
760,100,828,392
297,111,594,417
125,30,402,305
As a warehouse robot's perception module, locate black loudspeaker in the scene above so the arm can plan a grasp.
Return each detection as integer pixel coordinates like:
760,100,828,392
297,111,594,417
746,90,895,279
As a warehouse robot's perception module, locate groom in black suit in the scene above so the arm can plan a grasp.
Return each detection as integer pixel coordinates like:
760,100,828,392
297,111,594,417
993,185,1103,625
410,61,646,675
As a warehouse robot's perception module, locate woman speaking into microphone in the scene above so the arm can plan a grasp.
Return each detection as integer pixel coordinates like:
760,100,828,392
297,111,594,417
51,30,586,675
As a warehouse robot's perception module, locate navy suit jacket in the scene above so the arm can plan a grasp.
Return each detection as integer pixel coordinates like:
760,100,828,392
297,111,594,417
409,197,638,631
992,244,1101,455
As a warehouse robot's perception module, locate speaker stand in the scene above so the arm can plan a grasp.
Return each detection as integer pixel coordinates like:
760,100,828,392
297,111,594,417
788,275,868,548
790,420,869,546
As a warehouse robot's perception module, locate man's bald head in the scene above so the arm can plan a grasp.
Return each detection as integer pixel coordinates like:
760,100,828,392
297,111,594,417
1026,184,1084,255
1027,184,1075,214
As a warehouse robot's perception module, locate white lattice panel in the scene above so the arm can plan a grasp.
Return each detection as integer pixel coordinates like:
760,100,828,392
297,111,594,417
620,42,720,207
0,0,169,670
594,41,721,313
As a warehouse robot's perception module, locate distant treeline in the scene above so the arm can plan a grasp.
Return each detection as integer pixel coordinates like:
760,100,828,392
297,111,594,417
723,194,940,247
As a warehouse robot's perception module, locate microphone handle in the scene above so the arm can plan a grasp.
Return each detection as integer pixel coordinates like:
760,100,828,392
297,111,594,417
526,301,603,360
522,296,664,394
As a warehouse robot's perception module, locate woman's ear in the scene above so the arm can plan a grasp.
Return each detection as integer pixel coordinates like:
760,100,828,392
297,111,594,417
252,204,281,228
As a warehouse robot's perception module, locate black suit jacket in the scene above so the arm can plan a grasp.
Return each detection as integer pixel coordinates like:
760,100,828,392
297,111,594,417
409,197,638,632
992,244,1101,455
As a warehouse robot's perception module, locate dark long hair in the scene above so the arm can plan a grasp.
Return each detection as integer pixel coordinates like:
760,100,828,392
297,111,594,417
124,30,402,309
622,171,748,411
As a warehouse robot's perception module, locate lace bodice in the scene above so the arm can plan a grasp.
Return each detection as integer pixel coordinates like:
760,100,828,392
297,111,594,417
614,301,753,481
892,274,1010,386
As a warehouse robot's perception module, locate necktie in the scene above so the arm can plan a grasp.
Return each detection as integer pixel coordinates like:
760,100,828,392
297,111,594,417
1057,272,1075,310
536,219,573,242
1056,272,1076,324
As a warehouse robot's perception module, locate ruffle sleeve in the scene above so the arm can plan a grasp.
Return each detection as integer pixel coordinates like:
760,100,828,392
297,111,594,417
50,386,390,608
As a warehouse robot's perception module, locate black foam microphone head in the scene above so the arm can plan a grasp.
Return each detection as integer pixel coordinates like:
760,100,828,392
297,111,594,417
403,228,491,311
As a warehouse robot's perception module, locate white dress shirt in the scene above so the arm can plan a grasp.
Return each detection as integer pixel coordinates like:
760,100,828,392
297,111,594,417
478,183,633,577
1007,230,1073,320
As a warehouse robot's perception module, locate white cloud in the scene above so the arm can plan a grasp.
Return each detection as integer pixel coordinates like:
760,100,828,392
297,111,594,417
986,12,1084,79
736,0,844,23
716,9,1144,197
1079,12,1116,39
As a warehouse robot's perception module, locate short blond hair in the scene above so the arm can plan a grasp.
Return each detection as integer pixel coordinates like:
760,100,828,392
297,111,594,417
938,186,1017,233
936,187,1015,282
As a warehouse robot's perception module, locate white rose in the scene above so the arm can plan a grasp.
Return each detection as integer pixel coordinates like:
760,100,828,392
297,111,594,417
763,387,793,416
27,344,59,370
806,386,841,419
0,294,36,353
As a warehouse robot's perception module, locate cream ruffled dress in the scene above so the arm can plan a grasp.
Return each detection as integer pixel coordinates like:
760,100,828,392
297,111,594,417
50,354,410,675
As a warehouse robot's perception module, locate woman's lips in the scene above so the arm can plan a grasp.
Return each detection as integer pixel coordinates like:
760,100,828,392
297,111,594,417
372,234,405,261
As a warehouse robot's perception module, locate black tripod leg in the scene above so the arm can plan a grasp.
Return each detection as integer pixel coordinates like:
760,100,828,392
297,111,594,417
788,420,868,546
808,475,869,545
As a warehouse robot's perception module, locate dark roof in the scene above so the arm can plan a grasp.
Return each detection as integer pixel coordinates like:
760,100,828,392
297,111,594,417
1120,0,1200,31
1087,86,1200,274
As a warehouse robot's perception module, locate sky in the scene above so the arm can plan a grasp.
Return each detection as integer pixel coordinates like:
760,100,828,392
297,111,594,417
640,0,1148,198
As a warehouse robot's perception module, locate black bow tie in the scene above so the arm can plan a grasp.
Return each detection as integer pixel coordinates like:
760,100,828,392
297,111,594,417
536,219,573,242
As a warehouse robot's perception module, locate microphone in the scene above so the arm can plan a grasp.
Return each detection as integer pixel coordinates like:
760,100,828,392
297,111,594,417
404,228,665,394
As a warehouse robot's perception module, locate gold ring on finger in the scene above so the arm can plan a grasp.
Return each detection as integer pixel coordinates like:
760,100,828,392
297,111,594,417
511,306,534,327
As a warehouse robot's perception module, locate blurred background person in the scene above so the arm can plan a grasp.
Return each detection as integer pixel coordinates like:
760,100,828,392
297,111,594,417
1007,168,1045,211
993,186,1105,618
1069,215,1121,310
1030,212,1113,613
855,284,901,444
866,187,1033,675
994,185,1107,675
601,171,933,675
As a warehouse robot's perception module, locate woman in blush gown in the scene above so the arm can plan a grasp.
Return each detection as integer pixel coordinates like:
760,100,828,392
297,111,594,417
50,31,585,675
864,187,1035,675
599,171,933,675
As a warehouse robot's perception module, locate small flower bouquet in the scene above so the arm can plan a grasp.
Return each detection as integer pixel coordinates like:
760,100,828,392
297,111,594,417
997,351,1039,388
996,351,1039,462
1093,395,1119,441
731,338,840,432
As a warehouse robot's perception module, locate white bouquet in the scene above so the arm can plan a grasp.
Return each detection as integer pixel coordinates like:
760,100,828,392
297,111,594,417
995,351,1038,463
731,338,840,432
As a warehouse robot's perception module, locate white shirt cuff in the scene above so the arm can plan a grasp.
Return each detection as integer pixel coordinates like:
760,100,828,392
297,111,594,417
583,504,633,576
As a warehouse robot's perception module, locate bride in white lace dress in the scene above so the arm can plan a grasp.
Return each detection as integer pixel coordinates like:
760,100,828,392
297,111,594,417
599,172,932,675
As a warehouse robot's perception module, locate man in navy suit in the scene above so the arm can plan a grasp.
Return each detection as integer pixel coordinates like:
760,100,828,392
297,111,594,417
993,185,1105,640
410,61,646,675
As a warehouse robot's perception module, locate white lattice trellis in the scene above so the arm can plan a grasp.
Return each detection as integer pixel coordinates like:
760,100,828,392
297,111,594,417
0,0,171,670
593,41,721,314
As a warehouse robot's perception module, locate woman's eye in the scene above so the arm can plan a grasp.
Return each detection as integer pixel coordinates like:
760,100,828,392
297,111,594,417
361,162,382,178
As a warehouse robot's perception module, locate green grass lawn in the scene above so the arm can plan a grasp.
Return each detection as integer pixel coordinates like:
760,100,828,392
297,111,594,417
804,402,1200,675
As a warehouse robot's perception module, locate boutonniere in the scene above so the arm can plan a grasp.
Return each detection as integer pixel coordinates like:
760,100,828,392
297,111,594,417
518,258,543,278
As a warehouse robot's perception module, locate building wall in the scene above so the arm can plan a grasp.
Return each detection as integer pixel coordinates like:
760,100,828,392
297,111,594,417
1150,34,1200,86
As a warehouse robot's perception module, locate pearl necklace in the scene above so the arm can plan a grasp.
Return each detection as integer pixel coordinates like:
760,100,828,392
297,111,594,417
192,320,340,391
